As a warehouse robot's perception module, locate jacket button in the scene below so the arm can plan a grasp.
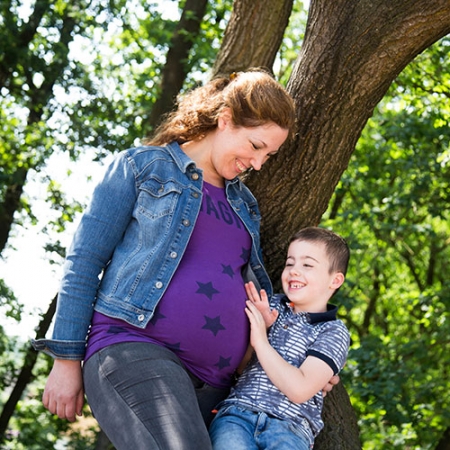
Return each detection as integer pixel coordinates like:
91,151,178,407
138,314,145,322
170,251,177,258
155,281,163,288
182,219,190,226
191,173,199,180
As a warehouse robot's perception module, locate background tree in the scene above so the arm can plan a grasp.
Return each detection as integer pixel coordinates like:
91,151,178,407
322,36,450,448
1,0,450,448
240,0,450,447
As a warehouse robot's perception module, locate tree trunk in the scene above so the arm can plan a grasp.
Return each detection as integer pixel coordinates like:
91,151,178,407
248,0,450,277
435,426,450,450
0,167,27,254
212,0,294,77
148,0,209,130
241,0,450,448
315,383,361,450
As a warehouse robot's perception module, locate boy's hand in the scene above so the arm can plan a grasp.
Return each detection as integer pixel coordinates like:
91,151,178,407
245,300,270,349
245,281,278,327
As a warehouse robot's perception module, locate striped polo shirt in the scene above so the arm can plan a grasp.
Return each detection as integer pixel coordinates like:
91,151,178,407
219,294,350,441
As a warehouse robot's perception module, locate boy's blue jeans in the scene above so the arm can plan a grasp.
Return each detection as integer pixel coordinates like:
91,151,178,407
83,342,229,450
209,405,313,450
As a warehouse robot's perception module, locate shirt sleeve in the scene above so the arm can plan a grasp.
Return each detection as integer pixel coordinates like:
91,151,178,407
306,320,350,375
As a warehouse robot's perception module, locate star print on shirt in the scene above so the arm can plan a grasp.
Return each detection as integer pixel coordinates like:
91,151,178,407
107,325,142,339
164,342,182,352
221,264,235,278
196,281,220,300
240,247,250,262
149,310,166,326
107,326,127,334
214,355,232,370
202,316,226,336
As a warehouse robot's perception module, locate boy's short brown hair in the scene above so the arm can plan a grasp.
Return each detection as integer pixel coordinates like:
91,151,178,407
290,227,350,275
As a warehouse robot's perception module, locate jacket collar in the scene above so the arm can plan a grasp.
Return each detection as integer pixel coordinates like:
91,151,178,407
166,141,197,173
166,142,245,190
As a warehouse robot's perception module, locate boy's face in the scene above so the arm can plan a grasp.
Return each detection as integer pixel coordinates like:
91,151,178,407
281,240,344,313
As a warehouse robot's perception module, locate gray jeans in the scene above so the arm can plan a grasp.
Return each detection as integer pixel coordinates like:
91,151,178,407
83,342,230,450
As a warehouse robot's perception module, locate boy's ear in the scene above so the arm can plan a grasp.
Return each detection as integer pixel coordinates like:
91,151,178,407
331,272,345,290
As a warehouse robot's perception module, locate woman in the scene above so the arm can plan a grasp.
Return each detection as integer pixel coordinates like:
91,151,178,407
33,69,297,449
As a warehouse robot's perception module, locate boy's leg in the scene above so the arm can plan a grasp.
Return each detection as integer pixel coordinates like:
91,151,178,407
209,405,258,450
256,413,312,450
83,342,212,450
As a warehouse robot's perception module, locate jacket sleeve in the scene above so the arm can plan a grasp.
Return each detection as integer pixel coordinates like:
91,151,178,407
32,150,138,359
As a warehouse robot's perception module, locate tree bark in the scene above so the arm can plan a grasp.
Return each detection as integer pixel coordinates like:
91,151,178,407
315,382,361,450
435,426,450,450
212,0,294,77
248,0,450,279
0,168,27,254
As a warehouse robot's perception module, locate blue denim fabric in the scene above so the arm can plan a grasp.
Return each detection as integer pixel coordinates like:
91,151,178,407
32,142,272,359
209,405,314,450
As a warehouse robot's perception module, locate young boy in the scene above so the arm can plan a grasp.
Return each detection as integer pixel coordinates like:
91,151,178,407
209,227,351,450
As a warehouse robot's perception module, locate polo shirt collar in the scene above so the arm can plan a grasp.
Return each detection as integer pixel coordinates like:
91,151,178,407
281,295,338,323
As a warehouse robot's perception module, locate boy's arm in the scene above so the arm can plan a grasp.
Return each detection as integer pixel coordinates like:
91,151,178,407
246,300,335,404
245,281,278,327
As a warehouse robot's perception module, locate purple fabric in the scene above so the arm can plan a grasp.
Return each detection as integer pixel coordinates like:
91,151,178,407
85,182,251,388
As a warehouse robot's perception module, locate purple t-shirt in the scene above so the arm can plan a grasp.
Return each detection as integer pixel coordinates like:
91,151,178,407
84,182,252,388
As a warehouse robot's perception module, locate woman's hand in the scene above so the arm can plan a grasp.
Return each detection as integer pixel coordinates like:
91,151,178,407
43,359,84,422
322,374,340,397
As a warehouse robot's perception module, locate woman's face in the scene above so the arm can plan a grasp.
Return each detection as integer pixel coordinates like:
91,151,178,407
210,110,289,182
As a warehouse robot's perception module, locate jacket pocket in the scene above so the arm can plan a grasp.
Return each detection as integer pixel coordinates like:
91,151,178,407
137,178,182,219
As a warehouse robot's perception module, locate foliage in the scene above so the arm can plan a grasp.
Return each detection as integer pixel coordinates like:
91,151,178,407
323,36,450,449
1,351,98,449
1,0,449,448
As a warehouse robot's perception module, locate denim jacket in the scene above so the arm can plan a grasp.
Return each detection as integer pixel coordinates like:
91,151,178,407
32,142,272,360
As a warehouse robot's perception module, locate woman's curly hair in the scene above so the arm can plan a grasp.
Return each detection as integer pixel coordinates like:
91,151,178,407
146,68,296,146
